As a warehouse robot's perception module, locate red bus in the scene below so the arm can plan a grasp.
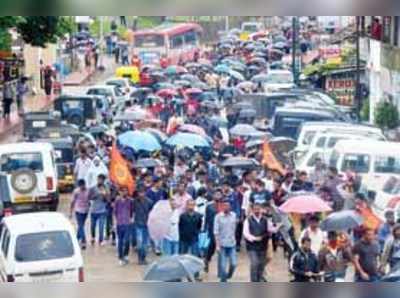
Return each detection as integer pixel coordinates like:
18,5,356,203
133,23,203,67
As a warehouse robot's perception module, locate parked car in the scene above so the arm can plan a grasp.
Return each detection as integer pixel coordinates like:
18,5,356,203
105,77,137,96
263,70,295,93
369,176,400,220
0,212,84,282
23,112,61,141
54,95,97,127
86,84,127,106
0,142,58,213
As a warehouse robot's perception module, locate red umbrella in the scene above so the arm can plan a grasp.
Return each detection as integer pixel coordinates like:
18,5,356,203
178,124,207,137
156,89,178,98
279,194,332,214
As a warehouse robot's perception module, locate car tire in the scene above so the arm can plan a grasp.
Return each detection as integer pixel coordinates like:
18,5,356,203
10,169,37,194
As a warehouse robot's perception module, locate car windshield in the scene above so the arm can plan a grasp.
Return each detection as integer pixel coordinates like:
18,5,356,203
383,177,400,194
243,24,259,32
302,131,316,145
374,156,400,174
54,148,73,163
266,72,293,84
341,153,370,173
15,231,74,262
134,34,165,48
1,152,43,172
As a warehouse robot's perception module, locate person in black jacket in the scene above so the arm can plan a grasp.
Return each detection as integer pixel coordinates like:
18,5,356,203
179,199,203,257
291,171,314,192
290,237,320,282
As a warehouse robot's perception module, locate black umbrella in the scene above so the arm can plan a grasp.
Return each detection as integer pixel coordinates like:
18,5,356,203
221,157,259,168
144,255,204,282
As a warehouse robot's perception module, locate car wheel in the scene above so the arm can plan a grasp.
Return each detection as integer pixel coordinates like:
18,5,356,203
10,169,38,194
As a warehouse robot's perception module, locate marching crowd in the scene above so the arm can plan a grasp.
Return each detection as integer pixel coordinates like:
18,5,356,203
65,26,400,283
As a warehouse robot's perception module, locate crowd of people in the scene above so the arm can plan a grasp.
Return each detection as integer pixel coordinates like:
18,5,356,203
64,25,400,283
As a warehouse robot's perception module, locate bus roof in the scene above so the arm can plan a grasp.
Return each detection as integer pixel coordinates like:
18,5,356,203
334,140,400,155
134,23,203,37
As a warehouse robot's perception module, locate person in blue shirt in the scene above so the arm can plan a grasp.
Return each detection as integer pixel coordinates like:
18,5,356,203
291,171,314,193
145,176,168,207
378,209,396,251
249,179,272,208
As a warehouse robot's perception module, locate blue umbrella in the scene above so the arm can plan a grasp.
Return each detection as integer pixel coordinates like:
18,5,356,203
229,70,245,81
214,64,231,74
320,210,364,232
166,132,210,149
118,131,161,152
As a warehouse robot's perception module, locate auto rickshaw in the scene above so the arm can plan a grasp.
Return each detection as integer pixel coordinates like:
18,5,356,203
37,137,75,193
54,95,97,127
116,66,140,84
23,111,61,141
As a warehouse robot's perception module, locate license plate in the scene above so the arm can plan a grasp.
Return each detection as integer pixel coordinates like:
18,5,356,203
14,196,33,203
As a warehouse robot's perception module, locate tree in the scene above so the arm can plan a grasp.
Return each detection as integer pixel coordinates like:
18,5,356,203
17,17,71,48
375,101,399,130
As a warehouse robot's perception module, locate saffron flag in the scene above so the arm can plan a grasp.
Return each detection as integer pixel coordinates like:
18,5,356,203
262,141,286,176
358,205,382,231
109,144,135,195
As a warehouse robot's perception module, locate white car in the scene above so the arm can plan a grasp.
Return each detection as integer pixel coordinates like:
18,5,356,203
0,212,84,282
0,143,58,213
86,85,127,106
105,77,137,96
263,70,295,92
370,176,400,220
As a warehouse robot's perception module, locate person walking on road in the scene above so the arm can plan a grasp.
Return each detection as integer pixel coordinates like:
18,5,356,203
381,223,400,274
243,202,276,282
132,186,153,265
16,77,28,115
2,81,14,120
179,199,203,256
162,199,181,256
290,237,320,282
352,229,381,282
74,150,93,186
114,187,133,266
214,199,238,282
88,174,110,246
70,179,90,250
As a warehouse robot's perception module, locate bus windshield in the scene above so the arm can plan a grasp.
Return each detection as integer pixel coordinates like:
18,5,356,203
134,34,165,48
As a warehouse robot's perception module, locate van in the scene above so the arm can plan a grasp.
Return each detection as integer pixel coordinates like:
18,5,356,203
295,122,385,157
329,140,400,193
0,143,58,213
270,107,337,139
295,132,380,173
0,212,83,282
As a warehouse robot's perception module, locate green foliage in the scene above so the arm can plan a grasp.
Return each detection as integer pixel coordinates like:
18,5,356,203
360,99,370,122
17,16,71,48
374,101,399,129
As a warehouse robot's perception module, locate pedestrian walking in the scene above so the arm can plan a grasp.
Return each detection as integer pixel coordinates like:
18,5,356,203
352,229,381,282
114,187,133,266
16,77,28,115
162,199,180,256
70,179,90,250
381,224,400,273
299,215,326,255
243,203,276,282
132,186,153,265
86,156,108,189
2,81,14,120
290,237,320,282
179,199,202,256
214,200,238,282
43,66,54,100
74,150,93,186
88,174,109,246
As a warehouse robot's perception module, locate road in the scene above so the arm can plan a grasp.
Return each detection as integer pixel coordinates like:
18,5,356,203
0,61,292,282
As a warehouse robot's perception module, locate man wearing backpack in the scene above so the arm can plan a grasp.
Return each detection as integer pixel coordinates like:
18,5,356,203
381,224,400,273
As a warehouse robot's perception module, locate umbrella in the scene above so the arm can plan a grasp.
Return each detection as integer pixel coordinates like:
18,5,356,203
201,100,219,109
221,157,259,168
134,158,164,169
320,210,364,232
273,41,287,49
237,81,255,91
178,124,207,137
166,132,210,149
180,74,200,83
153,82,175,91
270,61,285,70
198,91,218,102
144,128,168,143
229,124,259,137
214,64,231,74
279,193,332,214
114,109,151,121
228,70,245,81
156,89,178,98
239,108,257,118
144,254,204,282
118,131,161,152
148,200,173,242
174,80,192,88
246,139,265,149
191,81,210,90
165,65,188,75
251,73,269,84
185,88,202,96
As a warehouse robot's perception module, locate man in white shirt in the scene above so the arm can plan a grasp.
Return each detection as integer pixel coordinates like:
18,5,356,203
74,151,93,186
299,215,326,255
162,200,180,256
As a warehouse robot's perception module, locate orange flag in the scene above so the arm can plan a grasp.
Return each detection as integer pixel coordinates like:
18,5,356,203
358,205,382,231
109,144,135,195
262,141,286,176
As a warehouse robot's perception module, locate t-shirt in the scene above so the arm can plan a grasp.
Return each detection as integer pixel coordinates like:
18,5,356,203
249,190,271,207
352,240,380,277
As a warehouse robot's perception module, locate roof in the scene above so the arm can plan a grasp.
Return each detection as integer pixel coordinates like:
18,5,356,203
300,121,382,132
334,140,400,155
275,106,335,117
0,142,53,154
134,23,202,37
3,212,73,235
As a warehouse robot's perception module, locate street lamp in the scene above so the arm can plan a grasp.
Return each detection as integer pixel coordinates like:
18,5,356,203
292,16,299,85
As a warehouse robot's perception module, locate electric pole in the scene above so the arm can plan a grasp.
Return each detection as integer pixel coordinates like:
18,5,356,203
355,16,361,114
292,17,299,85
